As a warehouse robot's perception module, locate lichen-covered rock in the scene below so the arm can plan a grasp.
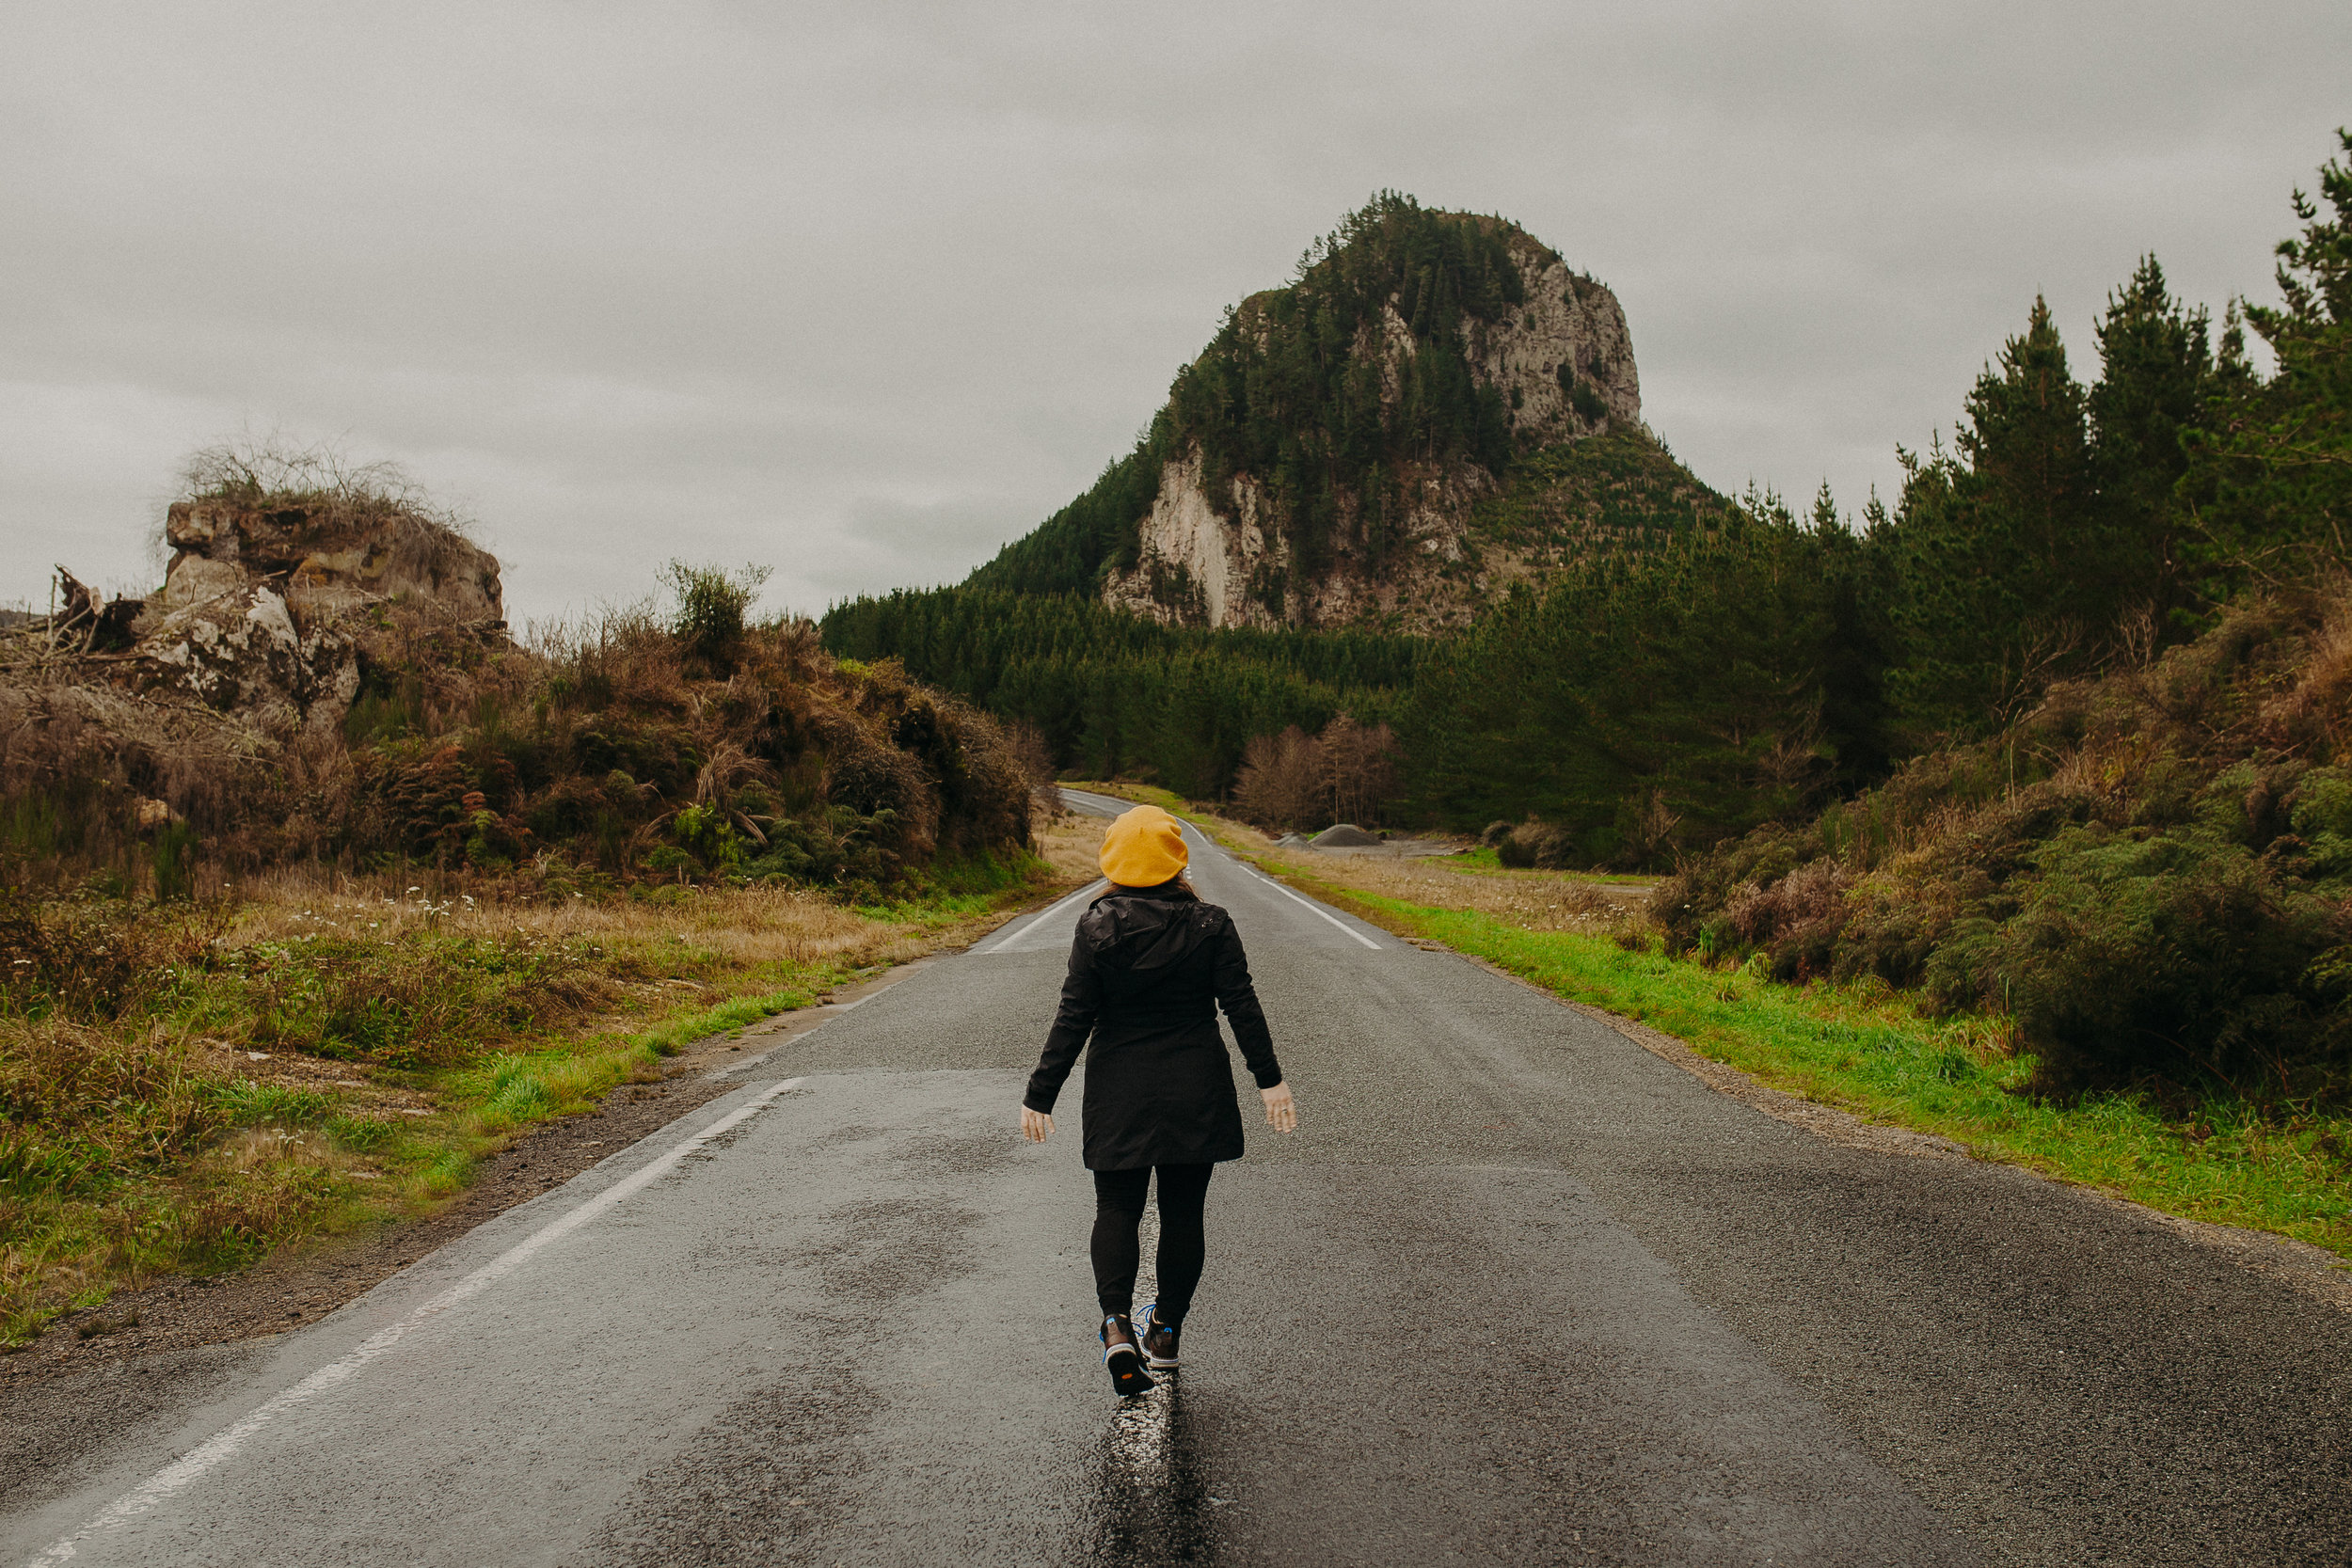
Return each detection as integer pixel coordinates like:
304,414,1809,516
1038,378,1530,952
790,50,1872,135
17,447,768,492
25,498,504,745
135,580,358,735
154,498,502,623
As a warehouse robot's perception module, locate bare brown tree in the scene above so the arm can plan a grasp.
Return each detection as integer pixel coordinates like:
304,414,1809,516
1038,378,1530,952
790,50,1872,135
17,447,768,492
1232,726,1327,831
1322,712,1401,827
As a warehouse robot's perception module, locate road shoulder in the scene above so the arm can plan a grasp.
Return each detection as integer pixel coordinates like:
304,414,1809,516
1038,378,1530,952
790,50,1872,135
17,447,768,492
0,879,1095,1517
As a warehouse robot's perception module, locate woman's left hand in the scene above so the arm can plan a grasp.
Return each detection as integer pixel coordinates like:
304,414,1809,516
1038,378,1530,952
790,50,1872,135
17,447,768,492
1261,1081,1297,1133
1021,1106,1054,1143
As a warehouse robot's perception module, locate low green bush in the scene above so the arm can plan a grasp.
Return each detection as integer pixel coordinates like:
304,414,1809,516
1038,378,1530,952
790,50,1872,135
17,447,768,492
1655,589,2352,1101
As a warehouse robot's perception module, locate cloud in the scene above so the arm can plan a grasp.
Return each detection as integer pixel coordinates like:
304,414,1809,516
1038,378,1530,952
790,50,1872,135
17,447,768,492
5,0,2346,617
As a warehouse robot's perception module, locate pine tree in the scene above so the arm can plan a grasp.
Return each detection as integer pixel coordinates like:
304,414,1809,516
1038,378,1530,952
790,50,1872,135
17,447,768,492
1886,298,2105,739
2180,129,2352,606
2088,256,2213,626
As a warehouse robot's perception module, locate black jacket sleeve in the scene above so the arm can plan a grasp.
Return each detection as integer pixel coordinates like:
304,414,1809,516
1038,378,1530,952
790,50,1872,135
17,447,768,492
1024,929,1101,1113
1212,919,1283,1089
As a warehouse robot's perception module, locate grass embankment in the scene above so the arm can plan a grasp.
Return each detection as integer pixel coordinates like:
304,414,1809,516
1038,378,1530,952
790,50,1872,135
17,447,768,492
1,852,1052,1345
1068,782,2352,1261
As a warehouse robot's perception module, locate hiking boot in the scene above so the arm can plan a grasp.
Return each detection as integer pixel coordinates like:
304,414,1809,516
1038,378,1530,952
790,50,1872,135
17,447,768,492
1137,1303,1181,1370
1100,1313,1155,1396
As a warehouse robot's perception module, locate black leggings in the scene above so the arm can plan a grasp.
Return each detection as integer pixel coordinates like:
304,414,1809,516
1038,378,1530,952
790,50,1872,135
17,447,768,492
1090,1164,1215,1323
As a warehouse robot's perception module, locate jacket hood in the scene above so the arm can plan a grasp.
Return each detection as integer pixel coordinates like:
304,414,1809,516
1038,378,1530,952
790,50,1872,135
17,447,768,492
1079,884,1219,974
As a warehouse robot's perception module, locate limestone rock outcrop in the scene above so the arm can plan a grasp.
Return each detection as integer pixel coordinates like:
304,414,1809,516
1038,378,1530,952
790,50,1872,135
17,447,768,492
20,498,506,749
111,499,504,733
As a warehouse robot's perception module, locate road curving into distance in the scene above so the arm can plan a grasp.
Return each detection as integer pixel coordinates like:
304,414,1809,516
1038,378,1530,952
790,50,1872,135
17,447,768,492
7,787,2347,1565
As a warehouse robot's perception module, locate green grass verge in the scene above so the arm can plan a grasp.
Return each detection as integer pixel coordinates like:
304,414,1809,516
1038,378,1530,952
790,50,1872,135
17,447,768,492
393,977,841,1198
1262,864,2352,1263
850,847,1054,925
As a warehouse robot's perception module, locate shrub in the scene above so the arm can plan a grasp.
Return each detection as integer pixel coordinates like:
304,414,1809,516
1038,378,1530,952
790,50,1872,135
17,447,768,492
662,561,772,670
1497,819,1579,869
1652,583,2352,1099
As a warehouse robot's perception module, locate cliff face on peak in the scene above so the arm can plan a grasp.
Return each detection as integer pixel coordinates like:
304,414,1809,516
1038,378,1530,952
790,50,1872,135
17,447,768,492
965,195,1721,633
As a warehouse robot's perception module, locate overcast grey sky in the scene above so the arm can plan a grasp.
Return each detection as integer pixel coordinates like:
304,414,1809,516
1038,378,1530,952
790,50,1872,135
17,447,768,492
6,0,2347,625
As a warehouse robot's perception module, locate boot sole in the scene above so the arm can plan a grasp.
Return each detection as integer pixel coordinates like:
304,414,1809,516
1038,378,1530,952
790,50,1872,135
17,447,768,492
1105,1347,1155,1396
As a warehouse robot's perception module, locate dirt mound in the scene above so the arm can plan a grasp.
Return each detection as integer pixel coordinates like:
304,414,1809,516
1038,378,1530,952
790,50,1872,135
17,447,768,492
1311,823,1382,847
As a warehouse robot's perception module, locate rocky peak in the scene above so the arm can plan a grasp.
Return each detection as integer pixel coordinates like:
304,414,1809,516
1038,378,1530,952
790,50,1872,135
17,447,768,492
965,198,1676,634
1106,231,1641,630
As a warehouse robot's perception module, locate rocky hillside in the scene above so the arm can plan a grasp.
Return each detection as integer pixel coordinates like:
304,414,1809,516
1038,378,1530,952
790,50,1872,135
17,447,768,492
966,193,1724,632
5,454,1038,890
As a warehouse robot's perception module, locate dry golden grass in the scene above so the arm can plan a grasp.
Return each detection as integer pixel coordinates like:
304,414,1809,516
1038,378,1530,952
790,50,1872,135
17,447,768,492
1031,802,1115,882
229,869,920,975
3,858,1057,1343
1268,850,1652,933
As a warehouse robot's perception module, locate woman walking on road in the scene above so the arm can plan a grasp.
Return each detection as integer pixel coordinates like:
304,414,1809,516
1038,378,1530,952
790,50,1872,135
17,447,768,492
1021,803,1296,1397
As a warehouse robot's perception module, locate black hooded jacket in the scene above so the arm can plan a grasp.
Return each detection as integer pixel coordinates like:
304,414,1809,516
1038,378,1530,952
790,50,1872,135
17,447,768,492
1023,879,1283,1171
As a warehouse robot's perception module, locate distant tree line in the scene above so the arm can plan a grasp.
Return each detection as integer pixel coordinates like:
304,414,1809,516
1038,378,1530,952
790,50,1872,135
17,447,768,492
821,589,1421,800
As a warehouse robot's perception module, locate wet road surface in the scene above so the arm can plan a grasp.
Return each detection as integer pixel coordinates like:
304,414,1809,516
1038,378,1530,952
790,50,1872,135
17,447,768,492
8,791,2350,1565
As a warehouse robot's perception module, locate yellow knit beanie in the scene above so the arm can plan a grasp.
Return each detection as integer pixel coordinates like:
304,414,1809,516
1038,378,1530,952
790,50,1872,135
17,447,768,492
1098,804,1188,887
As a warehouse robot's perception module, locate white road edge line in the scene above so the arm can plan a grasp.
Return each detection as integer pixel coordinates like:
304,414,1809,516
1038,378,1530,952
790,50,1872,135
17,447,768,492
980,879,1105,954
26,1076,807,1568
1246,867,1382,950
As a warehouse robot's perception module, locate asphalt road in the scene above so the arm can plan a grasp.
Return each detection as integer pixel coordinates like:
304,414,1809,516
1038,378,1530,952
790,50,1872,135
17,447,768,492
8,789,2349,1565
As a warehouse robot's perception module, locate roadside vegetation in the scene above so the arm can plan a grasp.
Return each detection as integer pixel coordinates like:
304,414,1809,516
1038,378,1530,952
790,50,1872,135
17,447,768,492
1077,784,2352,1262
0,877,1001,1345
3,464,1065,1345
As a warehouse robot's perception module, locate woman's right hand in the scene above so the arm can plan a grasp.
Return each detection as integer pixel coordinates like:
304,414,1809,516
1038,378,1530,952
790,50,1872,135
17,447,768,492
1262,1081,1297,1133
1021,1106,1054,1143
